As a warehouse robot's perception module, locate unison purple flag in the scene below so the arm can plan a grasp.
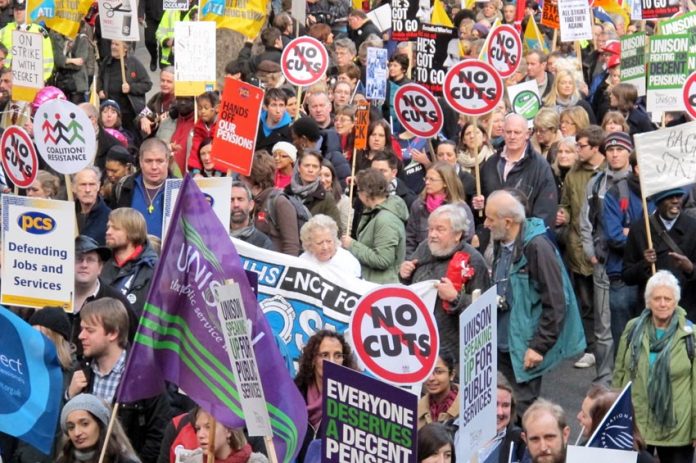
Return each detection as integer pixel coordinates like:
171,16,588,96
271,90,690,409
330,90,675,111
117,176,307,462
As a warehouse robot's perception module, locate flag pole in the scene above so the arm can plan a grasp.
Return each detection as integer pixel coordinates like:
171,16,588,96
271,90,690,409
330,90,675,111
347,146,358,237
574,425,585,445
97,403,121,463
636,154,656,274
472,117,482,218
551,29,558,52
295,85,303,121
207,416,216,463
264,435,279,463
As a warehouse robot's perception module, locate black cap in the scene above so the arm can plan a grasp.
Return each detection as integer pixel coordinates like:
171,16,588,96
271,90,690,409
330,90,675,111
75,235,111,261
29,307,71,341
12,0,26,9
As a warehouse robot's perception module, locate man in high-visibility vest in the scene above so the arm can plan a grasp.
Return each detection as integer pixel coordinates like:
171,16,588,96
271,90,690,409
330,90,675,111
0,0,54,82
155,3,197,68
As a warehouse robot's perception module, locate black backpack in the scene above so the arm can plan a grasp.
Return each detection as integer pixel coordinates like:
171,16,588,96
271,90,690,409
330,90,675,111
265,190,312,235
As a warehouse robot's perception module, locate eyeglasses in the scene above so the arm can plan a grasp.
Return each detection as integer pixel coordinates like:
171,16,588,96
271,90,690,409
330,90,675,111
534,127,552,134
576,143,590,149
425,176,443,183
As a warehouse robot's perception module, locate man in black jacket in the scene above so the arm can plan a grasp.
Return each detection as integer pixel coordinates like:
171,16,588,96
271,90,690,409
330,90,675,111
67,298,170,463
623,187,696,320
229,181,274,250
347,9,381,49
476,114,558,229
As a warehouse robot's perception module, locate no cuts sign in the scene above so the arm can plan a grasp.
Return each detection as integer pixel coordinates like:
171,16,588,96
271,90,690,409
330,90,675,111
281,37,329,87
444,60,504,116
394,83,444,138
683,71,696,120
486,25,522,79
1,126,38,188
350,285,439,385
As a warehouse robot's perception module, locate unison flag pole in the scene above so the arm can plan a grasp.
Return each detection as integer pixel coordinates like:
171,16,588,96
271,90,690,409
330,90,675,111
97,403,121,463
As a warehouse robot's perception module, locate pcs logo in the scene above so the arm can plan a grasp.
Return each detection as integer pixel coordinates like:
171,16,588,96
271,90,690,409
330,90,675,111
18,212,55,234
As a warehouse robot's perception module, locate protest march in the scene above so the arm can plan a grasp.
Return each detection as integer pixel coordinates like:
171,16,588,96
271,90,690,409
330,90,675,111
2,0,696,462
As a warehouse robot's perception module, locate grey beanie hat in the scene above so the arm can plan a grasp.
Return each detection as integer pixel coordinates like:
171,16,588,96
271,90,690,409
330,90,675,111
60,394,111,432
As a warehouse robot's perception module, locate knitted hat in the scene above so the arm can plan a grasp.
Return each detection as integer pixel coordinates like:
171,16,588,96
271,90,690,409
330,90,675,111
100,99,121,114
272,141,298,163
650,187,686,204
601,131,633,154
60,394,111,432
29,307,71,341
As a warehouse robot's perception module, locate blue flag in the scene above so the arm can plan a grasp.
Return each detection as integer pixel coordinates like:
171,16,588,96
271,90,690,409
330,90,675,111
587,382,634,450
0,307,63,454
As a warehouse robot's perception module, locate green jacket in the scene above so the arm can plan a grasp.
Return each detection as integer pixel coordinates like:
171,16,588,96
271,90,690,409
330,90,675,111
507,218,586,383
559,160,605,276
348,195,408,284
613,307,696,446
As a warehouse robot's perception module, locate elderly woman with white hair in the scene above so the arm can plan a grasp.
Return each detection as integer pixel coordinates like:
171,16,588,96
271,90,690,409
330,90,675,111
613,270,696,463
299,214,361,278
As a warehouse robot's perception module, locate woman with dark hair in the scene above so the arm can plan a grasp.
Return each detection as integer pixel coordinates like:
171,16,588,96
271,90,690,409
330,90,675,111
418,349,459,429
609,83,656,136
405,162,474,257
354,119,401,172
320,160,351,232
195,139,224,178
342,168,409,283
456,121,494,175
295,330,357,462
583,389,655,462
284,150,342,232
58,394,140,463
418,423,454,463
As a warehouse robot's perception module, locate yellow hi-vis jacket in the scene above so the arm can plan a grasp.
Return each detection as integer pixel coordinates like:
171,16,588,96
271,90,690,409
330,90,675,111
155,6,198,66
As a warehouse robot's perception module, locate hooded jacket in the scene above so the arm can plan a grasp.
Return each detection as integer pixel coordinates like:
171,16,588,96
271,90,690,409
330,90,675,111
347,195,409,284
101,242,158,316
495,218,586,382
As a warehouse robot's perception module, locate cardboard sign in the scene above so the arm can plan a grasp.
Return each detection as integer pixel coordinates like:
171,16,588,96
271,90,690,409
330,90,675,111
98,0,140,41
392,0,419,41
163,0,188,9
541,1,559,29
280,36,328,87
646,34,689,113
457,287,498,463
290,0,305,30
566,446,637,463
321,363,417,463
443,60,503,116
634,121,696,197
1,195,75,311
349,285,439,386
660,11,696,72
174,21,216,96
414,23,456,96
366,47,388,101
162,177,232,240
215,282,272,436
507,80,541,127
11,31,43,103
558,0,592,42
1,126,38,188
486,24,522,78
353,101,370,150
640,0,679,20
620,33,647,96
33,99,96,174
684,71,696,120
393,83,443,138
210,78,263,176
367,4,391,32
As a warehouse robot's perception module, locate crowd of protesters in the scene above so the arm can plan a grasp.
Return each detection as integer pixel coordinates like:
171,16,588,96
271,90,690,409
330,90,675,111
0,0,695,461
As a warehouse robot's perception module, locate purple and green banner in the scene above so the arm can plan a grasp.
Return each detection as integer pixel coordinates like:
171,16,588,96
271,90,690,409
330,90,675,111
321,362,418,463
116,175,307,463
0,307,62,454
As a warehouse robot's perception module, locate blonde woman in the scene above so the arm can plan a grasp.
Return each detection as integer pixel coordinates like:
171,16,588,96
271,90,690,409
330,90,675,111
560,106,591,137
544,70,596,123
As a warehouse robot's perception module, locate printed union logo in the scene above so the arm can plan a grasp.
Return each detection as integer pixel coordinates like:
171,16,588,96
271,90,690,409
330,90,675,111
40,112,85,145
18,211,55,234
203,193,214,206
513,91,541,119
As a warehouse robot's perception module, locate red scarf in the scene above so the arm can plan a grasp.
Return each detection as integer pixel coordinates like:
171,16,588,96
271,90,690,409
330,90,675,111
429,384,458,421
218,443,252,463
